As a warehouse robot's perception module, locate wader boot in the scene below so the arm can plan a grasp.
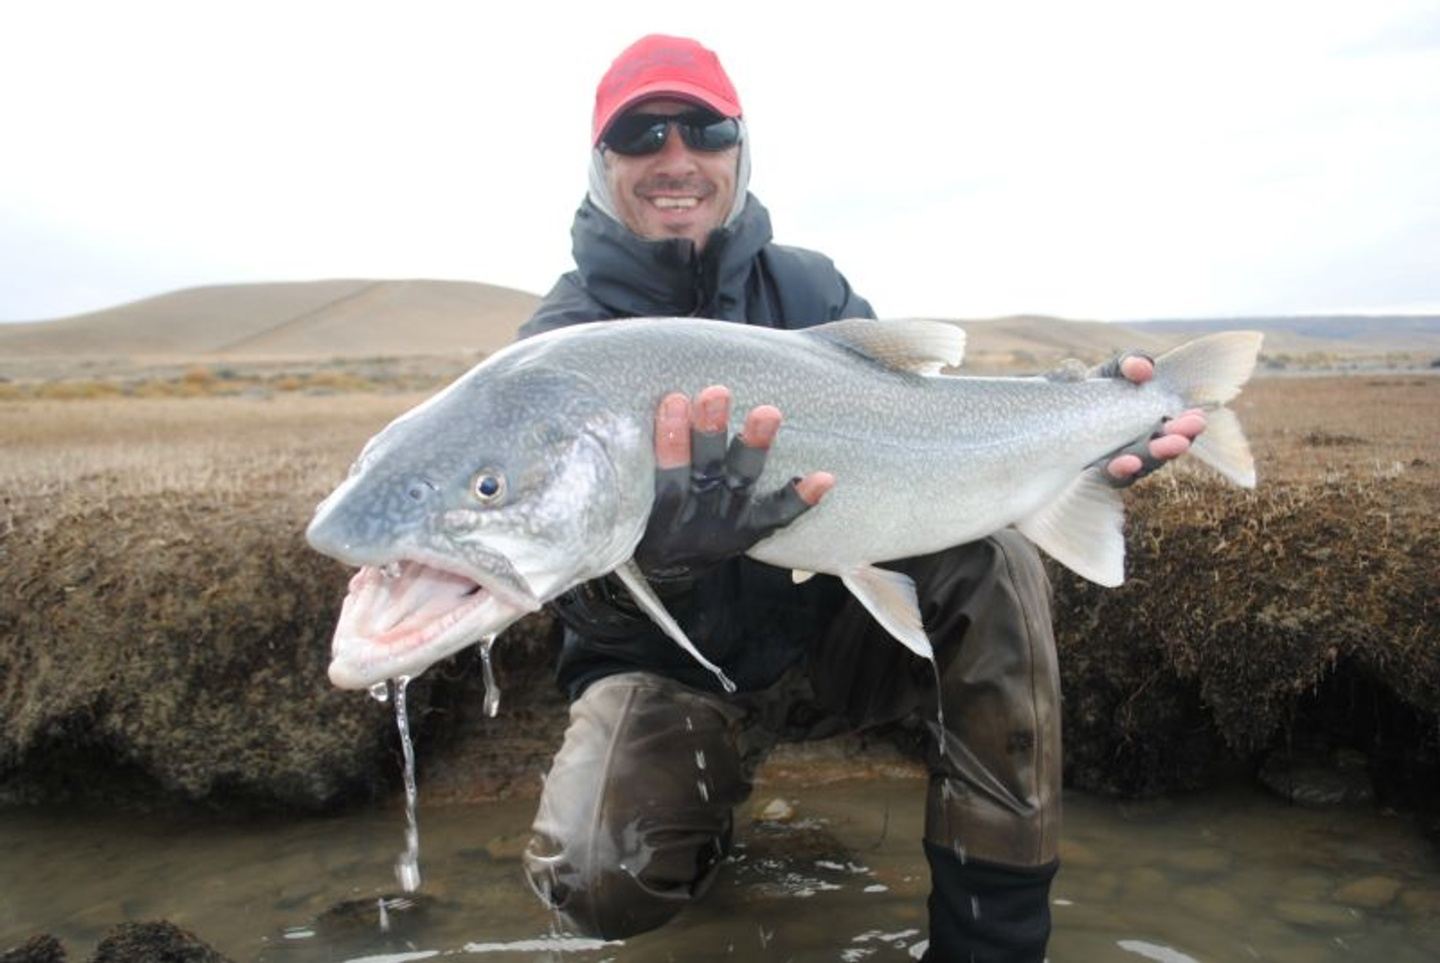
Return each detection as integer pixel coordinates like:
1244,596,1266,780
809,531,1062,962
523,531,1062,959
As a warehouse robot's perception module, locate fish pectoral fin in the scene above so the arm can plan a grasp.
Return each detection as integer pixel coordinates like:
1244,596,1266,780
1015,469,1126,586
840,565,933,661
614,560,737,693
792,568,816,584
807,318,966,375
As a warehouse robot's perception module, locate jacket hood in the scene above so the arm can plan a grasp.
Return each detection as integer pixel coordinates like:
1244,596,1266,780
569,193,774,318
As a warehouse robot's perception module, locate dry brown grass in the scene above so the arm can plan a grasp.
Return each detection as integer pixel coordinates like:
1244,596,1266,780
0,393,424,533
1051,374,1439,795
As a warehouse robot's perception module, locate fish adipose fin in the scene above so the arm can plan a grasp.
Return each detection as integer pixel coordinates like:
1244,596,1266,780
1016,470,1127,586
808,318,966,375
840,565,934,661
1154,331,1263,488
614,560,737,693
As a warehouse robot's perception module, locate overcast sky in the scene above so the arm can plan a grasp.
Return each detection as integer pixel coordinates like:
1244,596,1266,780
2,0,1437,323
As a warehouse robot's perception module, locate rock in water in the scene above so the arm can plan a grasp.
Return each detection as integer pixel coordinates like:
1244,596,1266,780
88,921,233,962
0,934,66,963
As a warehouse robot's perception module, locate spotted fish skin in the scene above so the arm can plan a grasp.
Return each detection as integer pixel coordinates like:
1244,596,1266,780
307,318,1261,689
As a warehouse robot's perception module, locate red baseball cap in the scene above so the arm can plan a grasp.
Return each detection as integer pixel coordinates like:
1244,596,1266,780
592,35,743,146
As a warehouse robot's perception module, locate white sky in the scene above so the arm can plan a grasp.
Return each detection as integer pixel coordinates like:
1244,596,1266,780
1,0,1437,323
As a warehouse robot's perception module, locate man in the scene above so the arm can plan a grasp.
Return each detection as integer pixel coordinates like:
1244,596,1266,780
517,35,1202,961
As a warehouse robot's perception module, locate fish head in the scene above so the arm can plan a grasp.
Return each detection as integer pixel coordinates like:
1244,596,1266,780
307,365,651,688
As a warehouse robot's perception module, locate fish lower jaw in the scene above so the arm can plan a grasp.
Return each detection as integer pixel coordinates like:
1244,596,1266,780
327,594,520,689
327,560,525,689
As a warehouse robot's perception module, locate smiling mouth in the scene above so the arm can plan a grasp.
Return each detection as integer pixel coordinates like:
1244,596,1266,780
648,196,702,210
327,558,527,689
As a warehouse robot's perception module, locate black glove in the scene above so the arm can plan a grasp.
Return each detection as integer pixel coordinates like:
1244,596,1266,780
1090,349,1167,489
634,423,814,582
1095,422,1170,488
1088,347,1154,382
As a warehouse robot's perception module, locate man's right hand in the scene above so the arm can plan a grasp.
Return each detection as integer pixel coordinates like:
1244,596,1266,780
634,385,833,582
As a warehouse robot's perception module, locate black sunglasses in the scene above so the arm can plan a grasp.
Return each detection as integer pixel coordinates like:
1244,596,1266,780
602,110,741,156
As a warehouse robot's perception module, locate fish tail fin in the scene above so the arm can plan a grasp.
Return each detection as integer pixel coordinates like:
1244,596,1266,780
1153,331,1263,488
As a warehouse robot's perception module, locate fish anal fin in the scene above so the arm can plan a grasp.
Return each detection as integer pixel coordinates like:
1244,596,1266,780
840,564,934,661
1015,470,1126,586
808,318,966,375
615,560,736,693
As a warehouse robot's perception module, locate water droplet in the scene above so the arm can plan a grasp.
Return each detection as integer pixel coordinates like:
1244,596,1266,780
684,716,694,732
392,675,422,892
697,779,710,802
381,561,403,580
479,635,500,717
377,897,390,932
694,749,707,770
970,895,981,919
369,682,390,704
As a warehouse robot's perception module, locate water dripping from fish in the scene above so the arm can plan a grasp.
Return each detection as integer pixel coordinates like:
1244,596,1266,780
478,634,500,717
392,676,422,892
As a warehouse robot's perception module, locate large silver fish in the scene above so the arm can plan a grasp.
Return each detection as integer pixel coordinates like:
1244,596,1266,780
307,318,1261,691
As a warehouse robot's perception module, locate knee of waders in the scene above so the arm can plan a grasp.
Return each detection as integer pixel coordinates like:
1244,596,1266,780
522,820,732,940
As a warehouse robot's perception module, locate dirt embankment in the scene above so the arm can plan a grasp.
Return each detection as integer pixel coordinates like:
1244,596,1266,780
0,376,1436,814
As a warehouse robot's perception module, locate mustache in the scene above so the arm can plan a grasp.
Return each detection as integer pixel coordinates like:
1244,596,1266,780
635,176,717,199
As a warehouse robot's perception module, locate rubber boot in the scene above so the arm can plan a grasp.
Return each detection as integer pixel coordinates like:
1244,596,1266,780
922,841,1058,963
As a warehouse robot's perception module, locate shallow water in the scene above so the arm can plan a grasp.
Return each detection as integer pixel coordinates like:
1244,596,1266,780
2,778,1437,962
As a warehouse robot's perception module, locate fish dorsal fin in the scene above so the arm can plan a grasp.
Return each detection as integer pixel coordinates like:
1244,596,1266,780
840,565,934,661
807,318,966,375
615,560,736,693
1014,470,1126,586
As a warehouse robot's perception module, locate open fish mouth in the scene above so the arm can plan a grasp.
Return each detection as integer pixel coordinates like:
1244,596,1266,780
327,558,529,689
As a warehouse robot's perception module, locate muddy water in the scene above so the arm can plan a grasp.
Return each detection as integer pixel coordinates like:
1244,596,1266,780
2,779,1437,962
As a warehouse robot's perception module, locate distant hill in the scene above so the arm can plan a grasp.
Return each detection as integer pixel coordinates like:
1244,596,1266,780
1126,315,1440,356
2,280,1435,371
0,279,541,360
952,315,1178,370
959,314,1440,370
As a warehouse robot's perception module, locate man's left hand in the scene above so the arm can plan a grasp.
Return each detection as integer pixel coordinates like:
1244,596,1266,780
1100,353,1207,486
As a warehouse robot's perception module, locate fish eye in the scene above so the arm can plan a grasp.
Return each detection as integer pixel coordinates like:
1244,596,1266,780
472,469,506,505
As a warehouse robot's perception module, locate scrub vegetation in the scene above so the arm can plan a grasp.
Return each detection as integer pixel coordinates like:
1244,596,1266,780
0,371,1435,819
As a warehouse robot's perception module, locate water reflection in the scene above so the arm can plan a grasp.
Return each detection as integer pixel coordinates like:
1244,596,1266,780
1,779,1436,961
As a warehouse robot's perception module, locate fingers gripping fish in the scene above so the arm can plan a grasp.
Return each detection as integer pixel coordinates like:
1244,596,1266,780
306,319,1262,691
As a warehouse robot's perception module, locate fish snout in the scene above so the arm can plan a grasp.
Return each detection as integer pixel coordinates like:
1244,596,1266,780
305,501,357,561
